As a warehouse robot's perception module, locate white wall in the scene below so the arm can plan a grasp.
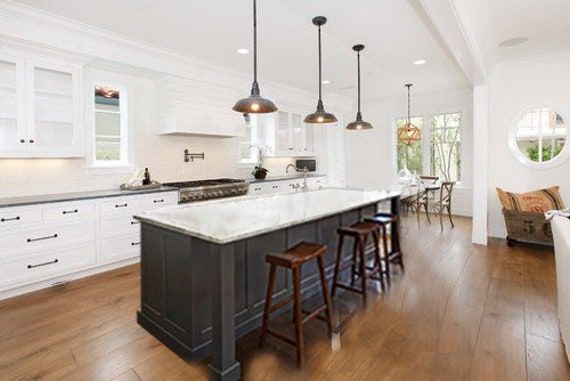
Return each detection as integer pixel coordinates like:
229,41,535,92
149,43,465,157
344,88,473,216
487,54,570,237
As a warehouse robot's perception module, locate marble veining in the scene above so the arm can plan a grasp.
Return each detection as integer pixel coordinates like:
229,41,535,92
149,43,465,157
134,188,400,244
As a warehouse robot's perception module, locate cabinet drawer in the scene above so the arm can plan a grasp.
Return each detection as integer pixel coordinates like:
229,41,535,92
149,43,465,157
0,208,42,228
99,197,141,216
1,220,95,257
42,201,96,222
0,242,96,289
140,192,178,211
100,214,140,238
101,233,140,264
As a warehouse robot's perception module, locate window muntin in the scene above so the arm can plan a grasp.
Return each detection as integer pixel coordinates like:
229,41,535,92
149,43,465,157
93,84,127,166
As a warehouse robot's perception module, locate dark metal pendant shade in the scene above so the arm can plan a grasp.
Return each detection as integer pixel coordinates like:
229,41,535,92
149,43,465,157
233,0,277,114
305,16,337,124
346,44,372,130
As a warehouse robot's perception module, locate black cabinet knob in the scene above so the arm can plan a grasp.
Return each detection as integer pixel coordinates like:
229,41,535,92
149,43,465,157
20,139,25,143
29,139,34,143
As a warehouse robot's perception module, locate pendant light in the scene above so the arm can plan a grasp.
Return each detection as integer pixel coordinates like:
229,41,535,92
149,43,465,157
346,45,372,130
233,0,277,114
397,84,421,145
304,16,337,124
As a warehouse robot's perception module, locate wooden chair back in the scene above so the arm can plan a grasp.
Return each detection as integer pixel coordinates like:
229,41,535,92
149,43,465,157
439,181,455,205
420,176,439,185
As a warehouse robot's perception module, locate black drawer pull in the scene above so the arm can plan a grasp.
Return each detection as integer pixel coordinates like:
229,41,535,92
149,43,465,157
254,187,261,191
153,199,164,203
27,259,58,269
130,221,140,225
27,234,58,243
29,139,34,143
62,209,78,215
1,216,20,222
131,242,141,246
115,203,128,208
272,185,279,189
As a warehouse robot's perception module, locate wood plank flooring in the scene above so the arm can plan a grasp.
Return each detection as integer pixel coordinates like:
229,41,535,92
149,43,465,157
1,215,569,380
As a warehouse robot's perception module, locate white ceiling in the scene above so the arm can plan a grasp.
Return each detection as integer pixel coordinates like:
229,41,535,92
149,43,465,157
453,0,570,65
12,0,470,101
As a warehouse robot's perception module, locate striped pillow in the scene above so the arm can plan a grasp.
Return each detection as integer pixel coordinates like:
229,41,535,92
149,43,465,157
497,186,565,213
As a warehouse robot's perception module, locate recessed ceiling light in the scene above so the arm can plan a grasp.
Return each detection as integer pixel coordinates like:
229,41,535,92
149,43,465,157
322,80,331,85
236,48,249,55
499,37,528,48
414,59,426,66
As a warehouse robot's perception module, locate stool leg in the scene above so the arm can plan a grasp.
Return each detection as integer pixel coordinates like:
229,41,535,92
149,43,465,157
259,263,276,348
317,256,333,337
350,238,358,286
293,267,304,366
393,221,405,272
358,236,368,306
332,234,344,298
381,225,391,286
372,228,385,291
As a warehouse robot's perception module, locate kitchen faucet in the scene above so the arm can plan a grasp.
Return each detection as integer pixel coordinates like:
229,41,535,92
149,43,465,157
286,164,309,192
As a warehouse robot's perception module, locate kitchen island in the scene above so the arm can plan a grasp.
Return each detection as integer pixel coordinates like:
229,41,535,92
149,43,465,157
134,188,401,381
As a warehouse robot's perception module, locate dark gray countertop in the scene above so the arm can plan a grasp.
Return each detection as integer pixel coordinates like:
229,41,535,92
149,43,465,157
246,173,327,184
0,186,178,209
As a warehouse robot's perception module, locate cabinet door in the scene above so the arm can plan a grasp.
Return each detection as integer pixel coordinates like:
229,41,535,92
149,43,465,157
276,111,290,155
289,112,304,154
26,61,83,157
0,55,26,155
303,123,314,155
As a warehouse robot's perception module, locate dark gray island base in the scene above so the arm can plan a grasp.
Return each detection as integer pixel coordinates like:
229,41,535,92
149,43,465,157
136,193,400,381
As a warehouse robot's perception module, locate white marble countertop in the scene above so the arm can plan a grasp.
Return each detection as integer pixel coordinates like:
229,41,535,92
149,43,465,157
134,188,401,244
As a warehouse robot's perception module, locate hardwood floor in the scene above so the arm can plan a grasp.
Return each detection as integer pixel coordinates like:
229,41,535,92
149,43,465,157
1,215,569,380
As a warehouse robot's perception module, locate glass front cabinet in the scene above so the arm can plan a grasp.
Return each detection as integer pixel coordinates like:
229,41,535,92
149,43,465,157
0,52,83,157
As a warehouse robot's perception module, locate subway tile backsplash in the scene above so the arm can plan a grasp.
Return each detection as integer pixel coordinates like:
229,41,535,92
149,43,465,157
0,130,298,198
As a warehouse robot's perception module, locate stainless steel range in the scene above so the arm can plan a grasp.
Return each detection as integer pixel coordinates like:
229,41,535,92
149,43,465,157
163,179,249,203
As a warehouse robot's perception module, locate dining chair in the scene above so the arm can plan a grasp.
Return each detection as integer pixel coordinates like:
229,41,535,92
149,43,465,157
409,185,430,226
431,181,456,231
419,175,439,184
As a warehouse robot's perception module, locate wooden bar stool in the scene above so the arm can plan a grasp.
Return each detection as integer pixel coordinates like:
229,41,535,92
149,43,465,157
331,222,384,306
259,242,333,366
365,213,405,278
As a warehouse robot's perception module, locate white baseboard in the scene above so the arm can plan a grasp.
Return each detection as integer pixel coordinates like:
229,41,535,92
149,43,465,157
0,257,140,302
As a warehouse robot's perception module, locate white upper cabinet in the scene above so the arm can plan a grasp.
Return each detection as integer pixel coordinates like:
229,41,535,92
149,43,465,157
257,110,315,157
0,51,84,158
0,54,26,155
157,75,245,137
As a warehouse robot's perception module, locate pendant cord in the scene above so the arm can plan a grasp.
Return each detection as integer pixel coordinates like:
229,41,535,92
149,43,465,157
357,51,361,113
406,84,411,124
318,25,322,102
253,0,258,86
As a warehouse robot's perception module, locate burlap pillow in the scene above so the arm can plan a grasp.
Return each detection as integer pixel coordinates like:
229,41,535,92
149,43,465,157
497,186,565,213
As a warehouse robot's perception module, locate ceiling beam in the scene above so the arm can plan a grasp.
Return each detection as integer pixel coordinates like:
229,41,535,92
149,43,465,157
410,0,488,85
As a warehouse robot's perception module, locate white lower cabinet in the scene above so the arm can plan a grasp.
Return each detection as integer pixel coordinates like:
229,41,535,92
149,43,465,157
0,242,96,290
0,190,178,299
101,233,141,264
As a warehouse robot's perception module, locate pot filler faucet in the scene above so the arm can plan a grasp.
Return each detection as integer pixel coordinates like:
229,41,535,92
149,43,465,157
286,164,309,192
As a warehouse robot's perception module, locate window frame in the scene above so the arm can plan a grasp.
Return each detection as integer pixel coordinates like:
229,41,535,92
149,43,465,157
90,81,129,168
508,105,570,170
393,107,466,185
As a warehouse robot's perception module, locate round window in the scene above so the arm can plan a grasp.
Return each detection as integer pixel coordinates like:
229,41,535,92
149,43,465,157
509,107,568,169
